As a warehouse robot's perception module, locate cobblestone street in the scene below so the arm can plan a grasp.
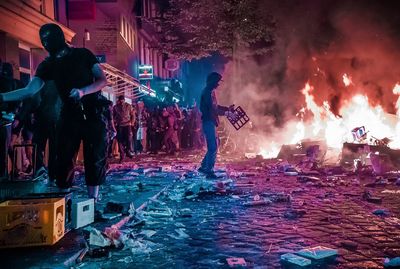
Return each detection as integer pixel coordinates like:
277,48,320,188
2,151,400,269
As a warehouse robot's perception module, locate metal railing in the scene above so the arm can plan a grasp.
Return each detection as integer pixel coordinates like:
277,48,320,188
100,63,156,100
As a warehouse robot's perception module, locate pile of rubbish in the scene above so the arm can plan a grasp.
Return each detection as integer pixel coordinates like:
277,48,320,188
62,174,238,266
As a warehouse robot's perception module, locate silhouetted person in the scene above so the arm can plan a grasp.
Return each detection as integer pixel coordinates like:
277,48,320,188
198,72,232,178
0,62,23,179
113,95,134,161
0,23,108,200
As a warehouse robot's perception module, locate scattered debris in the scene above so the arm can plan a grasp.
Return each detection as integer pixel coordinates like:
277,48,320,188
128,239,162,255
297,176,319,183
382,189,400,194
104,201,130,215
63,245,89,267
88,228,111,247
102,213,123,220
296,246,338,262
227,257,247,267
339,241,358,250
384,257,400,268
117,256,133,263
363,190,382,204
243,199,272,207
87,247,110,258
281,253,312,267
284,209,306,219
273,193,292,203
168,228,190,240
139,230,157,238
373,209,389,217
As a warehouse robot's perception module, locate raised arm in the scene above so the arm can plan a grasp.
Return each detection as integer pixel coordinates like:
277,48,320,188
1,77,44,102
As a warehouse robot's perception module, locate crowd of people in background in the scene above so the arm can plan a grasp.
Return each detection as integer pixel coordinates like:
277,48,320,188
110,96,204,163
1,65,206,186
2,94,205,178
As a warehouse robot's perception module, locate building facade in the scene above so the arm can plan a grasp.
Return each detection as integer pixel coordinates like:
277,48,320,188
135,0,189,105
0,0,75,85
0,0,188,105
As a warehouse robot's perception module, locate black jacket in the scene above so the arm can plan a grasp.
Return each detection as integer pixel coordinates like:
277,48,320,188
200,86,229,126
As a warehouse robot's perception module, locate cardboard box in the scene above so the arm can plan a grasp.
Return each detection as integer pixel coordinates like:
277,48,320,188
0,197,65,248
72,198,94,229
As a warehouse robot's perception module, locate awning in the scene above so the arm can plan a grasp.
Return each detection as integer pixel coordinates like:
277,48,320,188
100,63,156,100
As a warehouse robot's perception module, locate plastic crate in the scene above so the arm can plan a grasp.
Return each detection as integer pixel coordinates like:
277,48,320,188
0,197,65,248
226,106,250,130
72,198,94,229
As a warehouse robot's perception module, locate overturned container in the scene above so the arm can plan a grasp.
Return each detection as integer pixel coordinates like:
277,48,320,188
0,197,65,248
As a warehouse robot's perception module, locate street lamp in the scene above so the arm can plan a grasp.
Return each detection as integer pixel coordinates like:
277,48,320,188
83,28,90,48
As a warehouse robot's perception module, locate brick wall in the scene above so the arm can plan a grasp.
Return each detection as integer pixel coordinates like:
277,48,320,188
69,6,117,66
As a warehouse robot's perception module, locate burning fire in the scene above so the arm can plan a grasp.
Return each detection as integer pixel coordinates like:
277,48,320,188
258,78,400,158
259,143,280,159
342,73,352,87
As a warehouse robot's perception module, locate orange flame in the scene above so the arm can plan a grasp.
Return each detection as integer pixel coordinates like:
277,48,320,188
342,73,352,87
259,79,400,159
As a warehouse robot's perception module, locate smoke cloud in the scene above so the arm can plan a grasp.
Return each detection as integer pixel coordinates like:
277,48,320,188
216,0,400,154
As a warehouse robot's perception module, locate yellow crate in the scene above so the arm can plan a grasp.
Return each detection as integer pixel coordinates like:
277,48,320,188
0,197,65,248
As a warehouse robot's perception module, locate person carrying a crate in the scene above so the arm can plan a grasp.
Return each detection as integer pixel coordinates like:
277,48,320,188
0,23,108,201
198,72,233,178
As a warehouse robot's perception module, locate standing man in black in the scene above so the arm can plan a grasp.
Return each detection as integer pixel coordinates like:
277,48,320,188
0,23,108,200
198,72,233,178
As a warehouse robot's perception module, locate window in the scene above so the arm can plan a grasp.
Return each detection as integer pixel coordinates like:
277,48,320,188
143,0,148,17
18,43,32,86
121,16,126,37
120,15,135,50
19,48,30,70
151,1,157,18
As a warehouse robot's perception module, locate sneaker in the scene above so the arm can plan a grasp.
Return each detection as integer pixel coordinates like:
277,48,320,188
197,167,209,175
47,180,57,187
58,187,71,193
35,166,48,178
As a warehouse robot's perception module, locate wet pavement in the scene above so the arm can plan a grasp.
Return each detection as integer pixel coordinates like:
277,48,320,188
2,150,400,269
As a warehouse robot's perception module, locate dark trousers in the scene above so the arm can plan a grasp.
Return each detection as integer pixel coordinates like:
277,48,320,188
116,125,132,159
200,121,218,172
56,111,107,188
0,124,11,179
134,140,143,153
181,128,191,148
33,119,57,179
156,131,164,151
148,131,158,153
107,136,115,157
